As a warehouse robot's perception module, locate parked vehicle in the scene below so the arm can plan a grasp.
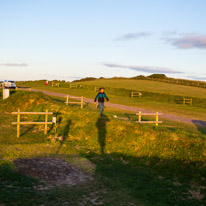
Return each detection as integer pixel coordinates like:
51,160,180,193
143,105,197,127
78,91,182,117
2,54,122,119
1,80,16,89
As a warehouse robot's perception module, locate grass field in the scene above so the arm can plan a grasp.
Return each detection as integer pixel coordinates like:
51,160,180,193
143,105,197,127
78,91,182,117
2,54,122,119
17,79,206,98
0,90,206,205
79,79,206,99
17,79,206,121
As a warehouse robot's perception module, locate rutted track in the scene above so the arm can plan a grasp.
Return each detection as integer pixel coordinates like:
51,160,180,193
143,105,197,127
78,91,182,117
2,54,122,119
20,88,206,127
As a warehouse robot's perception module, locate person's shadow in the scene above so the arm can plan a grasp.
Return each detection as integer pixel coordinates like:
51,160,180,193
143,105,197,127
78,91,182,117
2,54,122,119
96,115,110,155
56,119,71,154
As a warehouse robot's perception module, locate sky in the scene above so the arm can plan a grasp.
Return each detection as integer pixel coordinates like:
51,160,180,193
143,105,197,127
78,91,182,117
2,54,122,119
0,0,206,81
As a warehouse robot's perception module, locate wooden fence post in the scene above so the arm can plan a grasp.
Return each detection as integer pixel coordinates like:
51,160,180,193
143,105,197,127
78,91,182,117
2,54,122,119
66,95,69,105
190,99,192,106
138,111,141,122
81,96,83,109
156,112,159,126
17,109,20,138
131,92,133,98
45,109,48,135
183,98,185,105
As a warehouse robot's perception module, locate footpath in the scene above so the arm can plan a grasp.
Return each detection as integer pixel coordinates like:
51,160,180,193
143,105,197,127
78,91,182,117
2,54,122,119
22,88,206,127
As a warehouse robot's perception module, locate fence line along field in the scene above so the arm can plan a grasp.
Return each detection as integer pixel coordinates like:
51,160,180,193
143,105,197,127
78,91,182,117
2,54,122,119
131,91,142,98
183,97,193,106
12,109,54,137
69,84,78,89
65,95,85,109
136,111,162,126
52,82,60,87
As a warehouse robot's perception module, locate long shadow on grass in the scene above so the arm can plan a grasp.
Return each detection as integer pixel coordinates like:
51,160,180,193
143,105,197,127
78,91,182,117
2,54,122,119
82,152,206,205
56,119,72,154
192,120,206,135
96,114,110,155
0,162,42,205
20,116,41,137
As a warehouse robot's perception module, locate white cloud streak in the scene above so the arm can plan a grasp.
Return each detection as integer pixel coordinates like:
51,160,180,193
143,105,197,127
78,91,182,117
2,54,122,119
102,63,183,74
116,32,151,41
0,63,28,67
42,74,83,79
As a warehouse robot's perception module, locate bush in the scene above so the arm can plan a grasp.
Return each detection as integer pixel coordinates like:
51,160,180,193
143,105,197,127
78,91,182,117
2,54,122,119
148,74,168,79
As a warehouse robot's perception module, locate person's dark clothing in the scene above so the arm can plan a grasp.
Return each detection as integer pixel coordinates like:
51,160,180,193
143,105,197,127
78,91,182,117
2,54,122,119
94,92,109,103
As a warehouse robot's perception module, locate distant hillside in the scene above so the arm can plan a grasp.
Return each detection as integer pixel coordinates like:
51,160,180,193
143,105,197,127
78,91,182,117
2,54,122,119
73,74,206,89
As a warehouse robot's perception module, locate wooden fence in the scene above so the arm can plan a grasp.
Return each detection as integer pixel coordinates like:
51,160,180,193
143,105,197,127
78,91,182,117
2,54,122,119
52,82,60,87
12,109,53,137
183,98,192,106
70,84,77,89
16,87,32,91
131,92,142,98
146,78,206,89
65,95,85,109
136,111,162,126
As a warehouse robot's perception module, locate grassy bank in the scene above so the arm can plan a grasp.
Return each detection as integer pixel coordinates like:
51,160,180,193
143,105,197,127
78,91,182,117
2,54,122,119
0,91,206,205
17,80,206,120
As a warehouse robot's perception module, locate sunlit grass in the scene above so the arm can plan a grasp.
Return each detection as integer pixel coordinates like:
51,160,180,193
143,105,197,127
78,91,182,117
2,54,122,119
0,91,206,205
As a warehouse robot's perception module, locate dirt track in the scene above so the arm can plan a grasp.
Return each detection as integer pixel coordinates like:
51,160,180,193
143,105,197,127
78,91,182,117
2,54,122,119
23,88,206,127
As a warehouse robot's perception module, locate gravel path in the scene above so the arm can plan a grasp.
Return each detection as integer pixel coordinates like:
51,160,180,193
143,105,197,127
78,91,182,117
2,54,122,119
22,88,206,127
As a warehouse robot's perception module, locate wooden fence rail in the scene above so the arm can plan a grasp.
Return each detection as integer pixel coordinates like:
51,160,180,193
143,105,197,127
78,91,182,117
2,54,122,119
70,84,78,89
15,87,32,91
136,111,162,126
183,98,192,106
52,82,60,87
131,92,142,98
12,109,53,137
65,95,85,109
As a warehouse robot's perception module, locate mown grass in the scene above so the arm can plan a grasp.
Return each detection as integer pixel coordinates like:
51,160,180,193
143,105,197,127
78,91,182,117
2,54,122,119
0,91,206,205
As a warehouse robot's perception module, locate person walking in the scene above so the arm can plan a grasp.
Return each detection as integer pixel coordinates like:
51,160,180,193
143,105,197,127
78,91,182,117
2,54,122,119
94,87,109,116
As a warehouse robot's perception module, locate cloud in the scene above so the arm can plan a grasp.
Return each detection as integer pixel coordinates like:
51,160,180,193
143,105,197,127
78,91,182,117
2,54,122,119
102,63,183,74
0,63,28,67
165,34,206,49
42,74,83,79
162,30,178,36
116,32,151,41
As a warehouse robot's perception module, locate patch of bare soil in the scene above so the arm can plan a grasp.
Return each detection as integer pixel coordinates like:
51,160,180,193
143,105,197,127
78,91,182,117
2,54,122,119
13,157,93,188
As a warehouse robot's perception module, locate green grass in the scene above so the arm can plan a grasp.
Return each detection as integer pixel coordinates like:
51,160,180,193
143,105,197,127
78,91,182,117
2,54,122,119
17,79,206,98
78,79,206,99
18,80,206,120
0,91,206,205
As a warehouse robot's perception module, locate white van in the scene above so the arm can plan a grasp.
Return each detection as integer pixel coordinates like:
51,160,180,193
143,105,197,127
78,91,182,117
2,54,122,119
1,80,16,89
